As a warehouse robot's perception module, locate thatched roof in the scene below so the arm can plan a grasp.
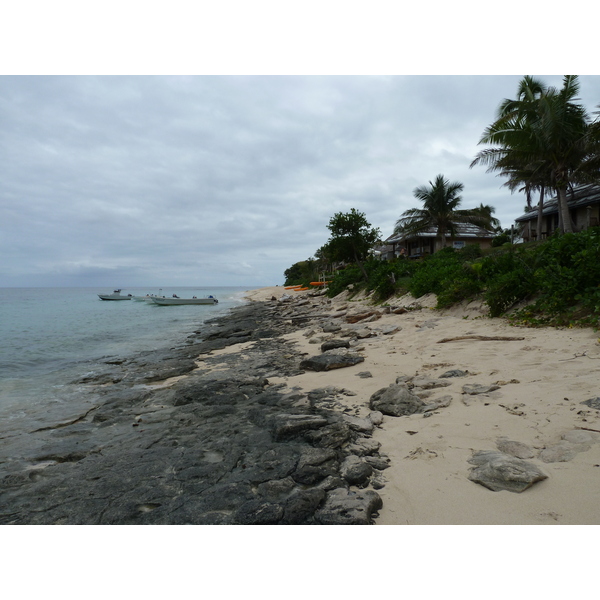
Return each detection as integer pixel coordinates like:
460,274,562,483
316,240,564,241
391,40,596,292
515,184,600,222
385,223,495,244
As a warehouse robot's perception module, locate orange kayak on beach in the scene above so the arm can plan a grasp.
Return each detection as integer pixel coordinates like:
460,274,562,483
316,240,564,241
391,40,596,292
309,281,332,286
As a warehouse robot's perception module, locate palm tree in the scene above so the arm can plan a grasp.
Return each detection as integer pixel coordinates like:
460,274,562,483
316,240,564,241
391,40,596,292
471,203,502,232
471,76,550,239
472,75,595,235
538,75,590,232
576,106,600,182
394,175,488,250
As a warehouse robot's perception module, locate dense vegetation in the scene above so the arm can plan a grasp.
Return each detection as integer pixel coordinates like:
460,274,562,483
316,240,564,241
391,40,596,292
284,75,600,329
322,228,600,328
284,208,379,287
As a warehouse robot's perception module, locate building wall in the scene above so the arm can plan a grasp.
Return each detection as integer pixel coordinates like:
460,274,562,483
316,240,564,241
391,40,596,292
520,203,600,241
404,237,492,257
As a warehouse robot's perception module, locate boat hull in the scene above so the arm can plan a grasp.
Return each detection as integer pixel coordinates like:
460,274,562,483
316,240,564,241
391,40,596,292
98,295,131,301
151,297,218,305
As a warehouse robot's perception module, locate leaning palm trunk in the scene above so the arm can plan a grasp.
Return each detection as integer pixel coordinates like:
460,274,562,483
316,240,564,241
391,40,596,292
557,185,574,233
536,184,545,240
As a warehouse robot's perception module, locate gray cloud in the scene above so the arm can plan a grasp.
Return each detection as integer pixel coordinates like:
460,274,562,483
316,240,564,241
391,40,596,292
2,75,599,287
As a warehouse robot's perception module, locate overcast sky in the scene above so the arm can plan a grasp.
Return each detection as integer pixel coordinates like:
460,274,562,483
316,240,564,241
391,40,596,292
2,74,599,288
1,1,599,289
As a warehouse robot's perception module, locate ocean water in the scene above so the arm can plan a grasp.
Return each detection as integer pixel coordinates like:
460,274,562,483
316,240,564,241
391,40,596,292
0,286,255,419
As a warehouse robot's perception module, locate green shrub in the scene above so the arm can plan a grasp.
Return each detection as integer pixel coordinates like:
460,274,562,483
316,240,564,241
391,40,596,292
484,270,535,317
326,266,363,297
408,249,463,298
457,244,482,260
512,228,600,325
437,277,482,308
367,260,417,302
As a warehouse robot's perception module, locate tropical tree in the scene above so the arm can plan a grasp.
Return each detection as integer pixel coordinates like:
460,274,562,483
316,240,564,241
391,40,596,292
472,75,597,235
326,209,381,281
471,76,550,239
538,75,591,232
574,105,600,184
394,174,488,250
471,203,502,232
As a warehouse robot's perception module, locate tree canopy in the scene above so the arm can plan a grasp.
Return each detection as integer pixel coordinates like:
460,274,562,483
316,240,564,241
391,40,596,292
472,75,600,234
326,208,381,280
394,174,488,249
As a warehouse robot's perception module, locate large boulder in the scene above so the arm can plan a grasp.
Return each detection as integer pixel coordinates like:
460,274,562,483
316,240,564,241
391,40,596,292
468,450,548,492
369,384,425,417
282,488,327,524
314,488,382,525
304,421,352,449
292,447,339,485
300,353,365,372
340,455,373,486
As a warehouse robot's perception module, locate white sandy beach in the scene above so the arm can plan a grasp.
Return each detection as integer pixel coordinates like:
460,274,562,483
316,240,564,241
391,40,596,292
245,285,600,525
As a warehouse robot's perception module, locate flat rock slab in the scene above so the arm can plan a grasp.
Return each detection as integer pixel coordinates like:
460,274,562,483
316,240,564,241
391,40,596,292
582,397,600,410
439,369,468,378
463,383,501,395
379,325,402,335
468,450,548,492
536,430,600,463
300,354,365,372
320,339,350,352
370,384,425,417
314,488,382,525
562,430,599,444
411,376,452,390
342,414,374,434
538,441,584,463
496,438,535,459
346,311,380,324
269,414,330,441
422,395,452,413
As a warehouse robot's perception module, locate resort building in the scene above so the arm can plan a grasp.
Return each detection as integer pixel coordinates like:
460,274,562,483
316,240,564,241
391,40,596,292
515,183,600,242
377,223,496,259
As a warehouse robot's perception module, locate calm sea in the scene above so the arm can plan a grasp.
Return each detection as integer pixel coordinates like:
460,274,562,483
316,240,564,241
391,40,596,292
0,287,255,421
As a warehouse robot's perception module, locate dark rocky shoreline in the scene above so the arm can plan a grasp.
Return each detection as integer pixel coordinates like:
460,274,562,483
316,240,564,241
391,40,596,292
0,296,385,524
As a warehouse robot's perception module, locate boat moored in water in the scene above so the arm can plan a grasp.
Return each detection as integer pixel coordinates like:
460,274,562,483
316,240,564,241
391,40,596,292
98,289,132,301
151,296,218,306
131,295,161,302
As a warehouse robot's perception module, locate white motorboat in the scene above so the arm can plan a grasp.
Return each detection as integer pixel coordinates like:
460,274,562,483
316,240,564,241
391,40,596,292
98,289,132,301
131,288,167,302
151,296,218,306
131,295,160,302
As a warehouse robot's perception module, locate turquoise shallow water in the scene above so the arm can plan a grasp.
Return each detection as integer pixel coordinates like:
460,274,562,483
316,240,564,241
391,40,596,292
0,286,254,413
